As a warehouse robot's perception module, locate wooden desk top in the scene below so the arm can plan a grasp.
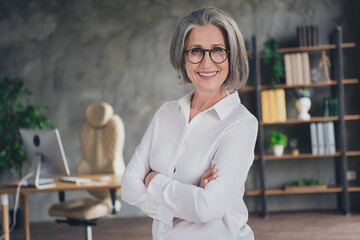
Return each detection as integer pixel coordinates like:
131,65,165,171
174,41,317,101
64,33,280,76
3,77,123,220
0,174,122,194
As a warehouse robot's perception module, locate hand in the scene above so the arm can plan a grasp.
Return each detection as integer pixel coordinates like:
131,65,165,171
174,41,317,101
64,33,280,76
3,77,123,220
145,170,158,187
199,164,218,188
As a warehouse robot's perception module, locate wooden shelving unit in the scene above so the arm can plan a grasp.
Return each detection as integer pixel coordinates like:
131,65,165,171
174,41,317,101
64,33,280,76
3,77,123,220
246,28,359,217
254,151,360,161
246,186,343,196
348,186,360,192
242,78,359,91
277,42,356,53
265,186,343,195
246,188,262,196
262,115,360,125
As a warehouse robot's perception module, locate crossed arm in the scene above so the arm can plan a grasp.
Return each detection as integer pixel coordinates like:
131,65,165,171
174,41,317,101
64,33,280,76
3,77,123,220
121,113,258,226
145,164,218,188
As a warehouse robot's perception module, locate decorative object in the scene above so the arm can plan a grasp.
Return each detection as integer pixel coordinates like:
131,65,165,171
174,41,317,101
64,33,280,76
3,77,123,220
0,77,53,178
268,131,288,156
319,50,331,81
310,68,321,83
294,88,315,120
263,37,284,87
289,138,299,156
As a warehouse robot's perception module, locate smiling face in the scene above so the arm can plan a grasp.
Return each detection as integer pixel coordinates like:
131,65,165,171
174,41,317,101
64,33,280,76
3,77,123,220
185,24,229,95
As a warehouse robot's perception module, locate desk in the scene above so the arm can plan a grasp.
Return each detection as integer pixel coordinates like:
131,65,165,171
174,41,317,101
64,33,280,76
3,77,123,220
0,174,121,240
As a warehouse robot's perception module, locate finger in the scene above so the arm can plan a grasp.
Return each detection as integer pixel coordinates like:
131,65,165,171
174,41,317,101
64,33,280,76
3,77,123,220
208,173,218,181
201,165,217,180
201,167,215,180
204,173,218,183
200,178,208,188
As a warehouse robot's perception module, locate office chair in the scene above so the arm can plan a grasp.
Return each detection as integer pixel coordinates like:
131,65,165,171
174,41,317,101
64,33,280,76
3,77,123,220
48,102,125,240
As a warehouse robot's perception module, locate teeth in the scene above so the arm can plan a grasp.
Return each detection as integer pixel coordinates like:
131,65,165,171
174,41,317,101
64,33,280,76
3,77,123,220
199,72,217,77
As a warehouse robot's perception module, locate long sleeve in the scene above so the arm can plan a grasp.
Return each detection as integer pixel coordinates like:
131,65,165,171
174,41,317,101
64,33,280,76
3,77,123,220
146,116,258,223
121,110,174,225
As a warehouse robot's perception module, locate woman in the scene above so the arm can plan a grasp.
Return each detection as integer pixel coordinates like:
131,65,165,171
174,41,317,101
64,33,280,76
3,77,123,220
121,6,258,240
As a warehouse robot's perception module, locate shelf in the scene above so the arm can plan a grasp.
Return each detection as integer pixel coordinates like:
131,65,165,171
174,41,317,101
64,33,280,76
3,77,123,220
266,186,343,195
245,188,261,196
245,186,343,196
264,153,340,160
262,115,360,125
254,151,360,161
241,78,359,91
349,187,360,192
255,43,356,56
277,42,356,53
347,151,360,157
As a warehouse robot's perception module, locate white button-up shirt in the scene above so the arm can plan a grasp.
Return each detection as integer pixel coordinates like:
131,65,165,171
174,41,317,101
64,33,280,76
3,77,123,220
121,91,258,240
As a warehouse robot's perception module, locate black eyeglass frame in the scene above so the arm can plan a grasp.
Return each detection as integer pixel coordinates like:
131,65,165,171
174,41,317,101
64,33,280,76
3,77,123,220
184,47,230,64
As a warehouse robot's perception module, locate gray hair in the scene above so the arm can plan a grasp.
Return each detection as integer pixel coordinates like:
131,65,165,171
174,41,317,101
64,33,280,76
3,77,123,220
170,6,249,91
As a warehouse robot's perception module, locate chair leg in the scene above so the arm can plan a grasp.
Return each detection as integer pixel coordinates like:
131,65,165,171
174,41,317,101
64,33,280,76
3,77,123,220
84,225,93,240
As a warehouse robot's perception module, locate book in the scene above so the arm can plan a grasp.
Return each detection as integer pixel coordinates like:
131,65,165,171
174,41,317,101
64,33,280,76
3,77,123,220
317,122,325,154
261,90,270,123
327,121,336,154
284,54,293,86
307,25,312,46
268,89,278,123
313,25,319,46
301,53,311,84
323,98,330,116
296,53,304,85
296,26,302,47
275,89,287,122
291,54,299,85
310,123,319,155
297,25,320,47
330,98,339,116
323,122,330,154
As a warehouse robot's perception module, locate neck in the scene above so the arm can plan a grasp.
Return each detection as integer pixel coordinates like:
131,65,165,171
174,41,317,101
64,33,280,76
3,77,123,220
191,88,227,112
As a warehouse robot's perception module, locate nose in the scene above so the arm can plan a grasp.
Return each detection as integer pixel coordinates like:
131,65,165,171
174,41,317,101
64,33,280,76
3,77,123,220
200,51,213,67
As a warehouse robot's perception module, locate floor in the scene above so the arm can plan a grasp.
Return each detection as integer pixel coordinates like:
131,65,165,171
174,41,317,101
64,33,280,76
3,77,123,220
7,211,360,240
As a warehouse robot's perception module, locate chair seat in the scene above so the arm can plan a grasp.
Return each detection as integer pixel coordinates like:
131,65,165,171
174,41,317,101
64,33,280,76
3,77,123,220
48,198,120,220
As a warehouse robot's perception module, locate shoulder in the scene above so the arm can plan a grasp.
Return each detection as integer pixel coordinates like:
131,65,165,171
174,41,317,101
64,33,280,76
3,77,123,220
150,99,181,123
231,103,258,126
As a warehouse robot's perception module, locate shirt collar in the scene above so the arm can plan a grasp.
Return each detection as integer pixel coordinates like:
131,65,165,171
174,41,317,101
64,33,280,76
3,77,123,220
178,91,241,121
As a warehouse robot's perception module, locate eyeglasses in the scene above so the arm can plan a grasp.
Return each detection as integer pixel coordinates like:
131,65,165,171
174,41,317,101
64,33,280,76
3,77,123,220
184,47,230,64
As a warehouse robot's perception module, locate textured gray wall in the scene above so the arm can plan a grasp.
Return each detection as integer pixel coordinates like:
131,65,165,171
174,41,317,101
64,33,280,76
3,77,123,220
0,0,359,222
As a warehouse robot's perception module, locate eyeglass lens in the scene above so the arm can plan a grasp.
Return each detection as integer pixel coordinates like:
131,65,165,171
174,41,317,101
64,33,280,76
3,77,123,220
186,48,228,64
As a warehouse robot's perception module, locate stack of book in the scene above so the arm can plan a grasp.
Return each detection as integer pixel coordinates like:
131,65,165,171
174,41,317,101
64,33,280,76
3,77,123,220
297,25,319,46
310,122,336,155
261,89,287,123
323,97,339,116
284,53,311,86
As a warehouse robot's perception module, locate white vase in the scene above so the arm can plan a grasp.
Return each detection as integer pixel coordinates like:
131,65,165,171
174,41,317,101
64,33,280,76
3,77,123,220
273,145,284,156
296,97,311,120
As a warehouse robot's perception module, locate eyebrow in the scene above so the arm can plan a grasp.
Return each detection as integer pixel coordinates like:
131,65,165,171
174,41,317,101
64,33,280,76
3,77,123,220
187,43,226,49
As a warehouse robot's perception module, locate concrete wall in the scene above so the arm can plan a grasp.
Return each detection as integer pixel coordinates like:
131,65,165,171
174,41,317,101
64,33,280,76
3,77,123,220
0,0,359,222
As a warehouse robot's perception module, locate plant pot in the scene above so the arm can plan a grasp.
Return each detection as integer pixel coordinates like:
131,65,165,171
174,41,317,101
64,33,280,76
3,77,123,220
273,145,284,156
296,97,311,120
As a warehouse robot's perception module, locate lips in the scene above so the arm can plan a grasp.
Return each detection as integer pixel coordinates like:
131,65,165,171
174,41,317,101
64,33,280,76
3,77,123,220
198,71,218,79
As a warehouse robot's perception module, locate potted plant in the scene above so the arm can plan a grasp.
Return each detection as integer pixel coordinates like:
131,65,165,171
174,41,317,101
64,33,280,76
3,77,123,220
0,77,54,179
293,88,315,120
268,131,288,156
285,178,327,191
264,37,284,87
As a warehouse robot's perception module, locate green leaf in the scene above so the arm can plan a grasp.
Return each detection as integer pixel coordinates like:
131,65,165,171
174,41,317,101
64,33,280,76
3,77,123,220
0,77,54,173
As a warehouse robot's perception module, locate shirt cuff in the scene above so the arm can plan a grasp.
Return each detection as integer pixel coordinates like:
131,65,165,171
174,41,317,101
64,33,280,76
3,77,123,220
147,174,174,227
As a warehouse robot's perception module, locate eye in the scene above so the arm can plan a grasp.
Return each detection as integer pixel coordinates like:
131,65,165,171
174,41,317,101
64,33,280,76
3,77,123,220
212,47,223,53
190,48,203,53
